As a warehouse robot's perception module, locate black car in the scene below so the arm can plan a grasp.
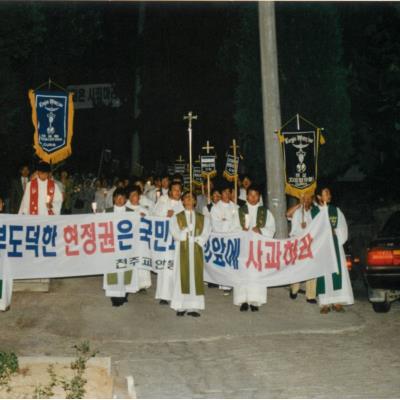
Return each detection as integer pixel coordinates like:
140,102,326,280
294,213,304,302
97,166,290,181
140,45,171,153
365,210,400,312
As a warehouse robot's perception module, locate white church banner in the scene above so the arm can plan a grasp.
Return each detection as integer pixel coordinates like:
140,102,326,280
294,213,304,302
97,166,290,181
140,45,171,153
0,209,337,306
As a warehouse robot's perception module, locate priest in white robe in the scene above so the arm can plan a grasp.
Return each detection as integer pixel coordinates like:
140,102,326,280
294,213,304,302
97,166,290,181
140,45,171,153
103,187,136,307
170,191,211,317
289,192,317,304
152,181,184,304
311,186,354,313
126,185,152,292
210,182,241,294
236,185,275,311
19,162,63,216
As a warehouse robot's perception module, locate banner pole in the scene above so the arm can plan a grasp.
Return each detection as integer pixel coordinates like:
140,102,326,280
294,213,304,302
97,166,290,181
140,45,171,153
233,139,238,204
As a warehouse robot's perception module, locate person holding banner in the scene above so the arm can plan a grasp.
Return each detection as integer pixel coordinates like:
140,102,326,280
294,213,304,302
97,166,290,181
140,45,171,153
153,181,184,304
103,187,135,307
169,191,211,317
236,185,276,311
19,161,63,216
126,185,152,292
312,186,354,314
289,193,317,304
210,181,241,295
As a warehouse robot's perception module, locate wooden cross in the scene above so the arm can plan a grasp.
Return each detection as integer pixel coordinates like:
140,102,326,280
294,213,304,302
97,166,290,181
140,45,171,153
183,111,198,129
202,140,214,155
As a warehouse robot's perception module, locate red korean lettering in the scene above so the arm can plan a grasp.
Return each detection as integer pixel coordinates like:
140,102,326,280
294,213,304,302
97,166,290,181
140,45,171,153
298,233,313,260
283,239,298,266
98,221,115,253
246,240,262,271
64,224,79,256
81,223,96,255
264,241,281,270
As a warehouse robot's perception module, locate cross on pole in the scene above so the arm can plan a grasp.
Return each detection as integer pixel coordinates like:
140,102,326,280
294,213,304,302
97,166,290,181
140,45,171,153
183,111,198,220
202,140,215,203
176,155,185,163
202,140,214,155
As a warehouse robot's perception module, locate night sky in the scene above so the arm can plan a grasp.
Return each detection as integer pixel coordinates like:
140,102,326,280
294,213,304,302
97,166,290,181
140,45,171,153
0,1,399,201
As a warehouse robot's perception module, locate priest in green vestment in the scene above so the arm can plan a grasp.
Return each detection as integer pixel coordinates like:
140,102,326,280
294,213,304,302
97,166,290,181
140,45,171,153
169,191,211,317
311,186,354,314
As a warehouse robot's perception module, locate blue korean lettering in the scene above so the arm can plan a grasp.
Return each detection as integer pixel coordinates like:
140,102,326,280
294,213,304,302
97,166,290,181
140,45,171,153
204,239,212,263
225,238,240,270
117,220,133,251
139,217,152,247
154,220,168,252
211,237,226,267
42,225,57,257
26,225,40,257
8,225,23,257
0,225,6,251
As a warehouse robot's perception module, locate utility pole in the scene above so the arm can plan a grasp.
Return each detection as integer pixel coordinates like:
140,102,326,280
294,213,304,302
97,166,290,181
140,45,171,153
258,1,288,238
131,2,146,175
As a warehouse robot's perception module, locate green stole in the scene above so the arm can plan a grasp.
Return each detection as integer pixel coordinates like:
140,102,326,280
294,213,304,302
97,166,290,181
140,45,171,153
238,204,268,229
106,207,133,286
311,204,342,294
176,211,205,296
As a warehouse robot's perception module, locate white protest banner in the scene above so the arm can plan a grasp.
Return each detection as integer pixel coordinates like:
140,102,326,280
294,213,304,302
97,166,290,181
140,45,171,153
0,209,337,310
203,207,338,288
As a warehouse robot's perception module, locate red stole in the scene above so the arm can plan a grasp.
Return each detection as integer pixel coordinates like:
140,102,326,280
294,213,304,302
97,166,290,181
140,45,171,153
29,178,55,215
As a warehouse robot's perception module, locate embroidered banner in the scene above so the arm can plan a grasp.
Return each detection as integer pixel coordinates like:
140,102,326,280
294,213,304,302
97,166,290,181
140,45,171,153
28,90,75,164
0,209,337,309
278,129,325,198
223,154,239,182
200,155,217,179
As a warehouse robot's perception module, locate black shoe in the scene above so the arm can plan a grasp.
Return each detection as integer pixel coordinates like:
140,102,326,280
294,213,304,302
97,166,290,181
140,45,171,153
306,298,317,304
159,299,169,305
124,294,129,303
298,289,306,295
240,303,249,312
208,283,219,288
176,311,186,317
111,297,125,307
289,290,297,300
187,311,201,317
138,288,147,294
250,305,259,312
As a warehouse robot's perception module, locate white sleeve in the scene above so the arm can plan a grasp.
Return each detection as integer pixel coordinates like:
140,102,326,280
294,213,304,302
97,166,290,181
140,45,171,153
260,210,276,238
18,182,30,215
289,209,302,238
170,215,188,242
152,199,166,217
210,206,230,233
195,215,211,247
52,184,63,215
336,208,348,246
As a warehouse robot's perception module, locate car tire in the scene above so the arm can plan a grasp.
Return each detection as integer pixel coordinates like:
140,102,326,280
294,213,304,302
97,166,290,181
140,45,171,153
372,301,391,313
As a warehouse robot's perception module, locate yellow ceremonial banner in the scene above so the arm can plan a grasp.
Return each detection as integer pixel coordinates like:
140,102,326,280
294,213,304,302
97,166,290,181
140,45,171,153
279,127,325,199
29,89,75,164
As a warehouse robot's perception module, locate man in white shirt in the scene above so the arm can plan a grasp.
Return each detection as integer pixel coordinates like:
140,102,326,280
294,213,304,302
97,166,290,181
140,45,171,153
152,181,184,304
19,162,63,216
237,185,276,311
289,192,317,304
210,181,241,295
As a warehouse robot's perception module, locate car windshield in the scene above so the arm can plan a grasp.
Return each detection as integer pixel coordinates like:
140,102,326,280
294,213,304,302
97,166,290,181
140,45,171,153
379,211,400,238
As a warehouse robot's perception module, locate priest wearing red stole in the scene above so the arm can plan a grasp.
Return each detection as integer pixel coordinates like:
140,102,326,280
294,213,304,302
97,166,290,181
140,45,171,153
19,161,63,216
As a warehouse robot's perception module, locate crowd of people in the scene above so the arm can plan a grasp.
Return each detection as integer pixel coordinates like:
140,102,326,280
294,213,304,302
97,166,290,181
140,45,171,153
0,161,354,317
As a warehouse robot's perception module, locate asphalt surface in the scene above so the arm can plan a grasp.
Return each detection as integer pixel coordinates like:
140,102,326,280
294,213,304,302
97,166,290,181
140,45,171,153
1,272,399,398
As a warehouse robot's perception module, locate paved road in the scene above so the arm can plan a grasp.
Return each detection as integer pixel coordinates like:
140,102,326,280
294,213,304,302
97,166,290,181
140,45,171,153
1,274,399,398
